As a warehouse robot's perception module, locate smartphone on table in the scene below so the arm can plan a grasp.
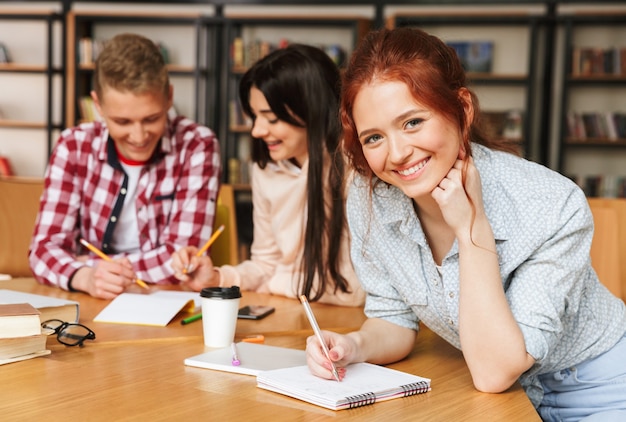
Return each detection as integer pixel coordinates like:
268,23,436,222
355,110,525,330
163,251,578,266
237,305,275,320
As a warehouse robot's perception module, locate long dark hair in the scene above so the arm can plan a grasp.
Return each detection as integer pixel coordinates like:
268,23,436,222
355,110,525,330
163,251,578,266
239,44,350,301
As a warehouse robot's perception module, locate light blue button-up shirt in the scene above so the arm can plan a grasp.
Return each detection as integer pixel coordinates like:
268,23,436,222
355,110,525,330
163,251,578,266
347,143,626,407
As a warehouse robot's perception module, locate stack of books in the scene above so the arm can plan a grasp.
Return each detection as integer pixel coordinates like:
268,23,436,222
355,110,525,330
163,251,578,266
0,303,50,365
0,290,80,323
571,46,626,76
565,111,626,141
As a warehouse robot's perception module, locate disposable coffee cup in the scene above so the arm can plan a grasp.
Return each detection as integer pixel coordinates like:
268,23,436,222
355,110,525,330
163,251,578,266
200,286,242,348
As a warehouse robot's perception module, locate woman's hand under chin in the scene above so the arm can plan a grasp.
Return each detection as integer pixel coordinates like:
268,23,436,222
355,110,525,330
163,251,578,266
431,157,486,239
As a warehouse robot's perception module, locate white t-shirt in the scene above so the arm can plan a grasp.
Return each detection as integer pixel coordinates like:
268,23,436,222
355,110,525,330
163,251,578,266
110,163,142,253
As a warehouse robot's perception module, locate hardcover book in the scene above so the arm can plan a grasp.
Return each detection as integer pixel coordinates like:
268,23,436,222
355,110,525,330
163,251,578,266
0,290,79,323
447,40,493,73
0,349,50,366
0,334,48,360
0,302,50,365
0,303,42,338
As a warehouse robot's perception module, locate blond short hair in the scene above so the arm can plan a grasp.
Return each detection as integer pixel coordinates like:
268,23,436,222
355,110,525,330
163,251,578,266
93,33,170,100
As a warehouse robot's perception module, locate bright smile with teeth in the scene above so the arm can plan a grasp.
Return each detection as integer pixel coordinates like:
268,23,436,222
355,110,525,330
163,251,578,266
397,158,429,176
128,141,151,149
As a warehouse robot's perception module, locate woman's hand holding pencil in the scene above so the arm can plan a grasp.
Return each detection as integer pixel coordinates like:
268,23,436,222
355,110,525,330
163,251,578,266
184,225,224,274
171,225,225,290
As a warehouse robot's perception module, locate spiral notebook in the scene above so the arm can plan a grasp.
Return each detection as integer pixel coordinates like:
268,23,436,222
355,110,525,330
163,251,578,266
257,362,430,411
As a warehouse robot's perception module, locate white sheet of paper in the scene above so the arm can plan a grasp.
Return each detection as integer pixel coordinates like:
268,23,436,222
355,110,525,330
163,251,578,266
93,292,199,326
150,290,201,309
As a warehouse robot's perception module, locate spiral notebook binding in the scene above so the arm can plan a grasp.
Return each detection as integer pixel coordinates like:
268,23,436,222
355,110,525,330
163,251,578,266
401,381,430,396
346,391,377,409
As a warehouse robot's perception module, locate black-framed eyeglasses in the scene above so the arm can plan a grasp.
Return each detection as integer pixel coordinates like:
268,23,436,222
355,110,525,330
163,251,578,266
41,319,96,347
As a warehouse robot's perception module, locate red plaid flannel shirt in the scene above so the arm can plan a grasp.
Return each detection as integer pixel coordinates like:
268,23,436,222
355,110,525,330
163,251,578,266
29,115,221,290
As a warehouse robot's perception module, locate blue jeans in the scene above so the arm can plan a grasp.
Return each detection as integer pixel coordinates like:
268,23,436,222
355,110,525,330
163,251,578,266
537,334,626,421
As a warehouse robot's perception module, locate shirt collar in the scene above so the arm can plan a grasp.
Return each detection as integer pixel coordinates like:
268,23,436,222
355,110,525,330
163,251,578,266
95,116,176,166
471,143,511,243
373,143,511,243
268,157,309,176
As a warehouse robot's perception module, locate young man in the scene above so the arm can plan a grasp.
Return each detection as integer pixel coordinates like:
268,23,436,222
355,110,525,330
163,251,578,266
29,33,221,299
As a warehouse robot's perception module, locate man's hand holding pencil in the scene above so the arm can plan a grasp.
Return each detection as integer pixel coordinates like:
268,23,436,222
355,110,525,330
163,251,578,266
69,238,147,299
80,239,149,290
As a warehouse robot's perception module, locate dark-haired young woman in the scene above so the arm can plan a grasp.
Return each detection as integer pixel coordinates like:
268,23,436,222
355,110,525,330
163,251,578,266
172,44,364,307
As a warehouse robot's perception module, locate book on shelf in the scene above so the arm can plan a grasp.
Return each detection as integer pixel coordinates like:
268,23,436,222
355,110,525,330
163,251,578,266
184,342,306,376
565,111,626,141
0,290,80,323
227,133,253,185
0,303,50,365
230,37,346,70
229,97,251,129
0,155,14,176
570,174,626,198
78,96,103,123
0,42,11,63
78,37,102,65
156,42,170,64
228,158,241,185
571,46,626,76
323,44,347,67
78,38,168,66
231,37,276,69
447,40,493,73
481,110,523,142
582,113,601,139
565,112,586,140
231,37,244,69
256,362,431,411
584,175,604,198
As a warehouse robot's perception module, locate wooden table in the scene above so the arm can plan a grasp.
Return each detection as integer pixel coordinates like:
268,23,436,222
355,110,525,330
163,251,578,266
0,278,540,421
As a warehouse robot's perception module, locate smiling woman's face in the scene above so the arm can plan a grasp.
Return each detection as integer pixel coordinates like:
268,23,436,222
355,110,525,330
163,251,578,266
248,87,309,168
353,80,461,200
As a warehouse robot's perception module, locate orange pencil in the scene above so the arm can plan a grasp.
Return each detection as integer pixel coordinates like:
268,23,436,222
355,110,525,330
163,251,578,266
183,225,225,274
79,238,149,289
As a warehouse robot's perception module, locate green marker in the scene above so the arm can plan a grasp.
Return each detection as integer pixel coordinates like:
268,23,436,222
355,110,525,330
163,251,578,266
181,313,202,325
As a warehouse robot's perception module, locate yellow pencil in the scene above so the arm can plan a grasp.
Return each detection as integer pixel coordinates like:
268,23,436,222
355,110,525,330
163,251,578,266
79,238,149,289
197,225,225,256
183,224,225,274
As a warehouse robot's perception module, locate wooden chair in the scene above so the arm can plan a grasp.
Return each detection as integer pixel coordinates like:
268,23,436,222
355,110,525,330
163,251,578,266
210,184,240,266
588,198,626,301
0,176,44,277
